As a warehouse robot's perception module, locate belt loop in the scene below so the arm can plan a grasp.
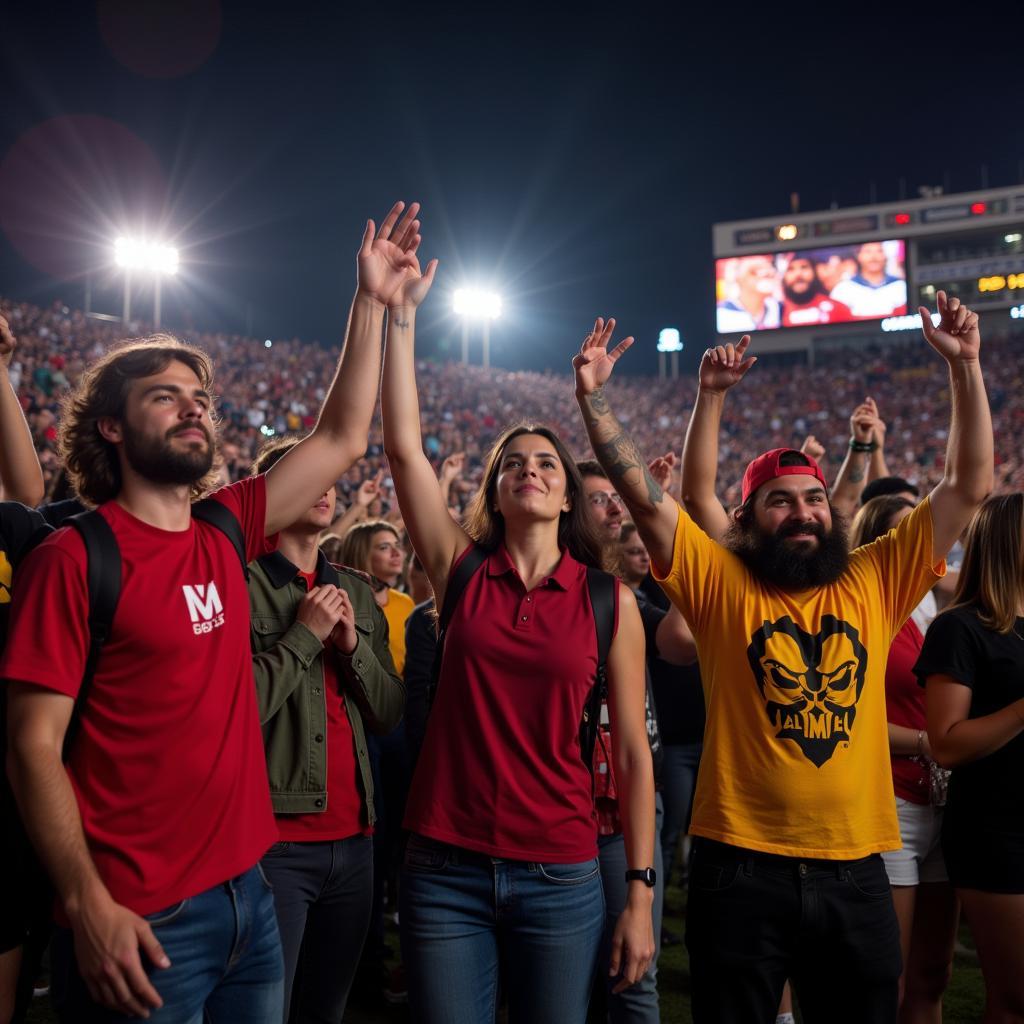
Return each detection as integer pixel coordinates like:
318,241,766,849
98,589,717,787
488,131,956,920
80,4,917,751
744,856,755,877
836,862,847,881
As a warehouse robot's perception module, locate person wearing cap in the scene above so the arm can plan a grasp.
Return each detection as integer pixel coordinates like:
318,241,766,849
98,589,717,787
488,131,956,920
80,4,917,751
572,291,992,1024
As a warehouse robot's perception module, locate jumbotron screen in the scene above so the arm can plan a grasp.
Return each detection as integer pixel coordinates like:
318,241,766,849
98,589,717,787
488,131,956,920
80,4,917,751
715,240,907,333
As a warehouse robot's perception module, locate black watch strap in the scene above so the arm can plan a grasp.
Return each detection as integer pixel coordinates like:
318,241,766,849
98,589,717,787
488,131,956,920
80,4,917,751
625,867,657,887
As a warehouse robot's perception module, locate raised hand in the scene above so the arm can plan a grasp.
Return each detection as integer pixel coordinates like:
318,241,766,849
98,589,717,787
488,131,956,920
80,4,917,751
0,315,16,368
389,247,439,310
355,470,384,509
919,290,980,363
572,317,634,396
357,202,424,306
439,452,466,485
849,397,882,445
698,335,757,394
647,452,677,494
800,435,826,462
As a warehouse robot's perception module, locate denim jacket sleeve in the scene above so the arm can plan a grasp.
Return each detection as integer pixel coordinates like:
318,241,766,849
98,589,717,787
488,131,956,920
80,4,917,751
337,598,405,734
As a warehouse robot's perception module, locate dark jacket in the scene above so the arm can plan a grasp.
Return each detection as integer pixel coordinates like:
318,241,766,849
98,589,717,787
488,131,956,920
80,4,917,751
248,549,404,822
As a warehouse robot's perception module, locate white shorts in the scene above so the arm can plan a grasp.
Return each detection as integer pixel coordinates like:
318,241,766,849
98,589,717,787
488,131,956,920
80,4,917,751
881,797,947,887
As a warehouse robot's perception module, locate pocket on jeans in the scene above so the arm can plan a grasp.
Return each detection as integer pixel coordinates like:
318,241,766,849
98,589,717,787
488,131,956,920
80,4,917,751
844,857,890,899
535,859,600,885
403,834,451,872
144,898,190,927
689,859,741,893
254,861,275,892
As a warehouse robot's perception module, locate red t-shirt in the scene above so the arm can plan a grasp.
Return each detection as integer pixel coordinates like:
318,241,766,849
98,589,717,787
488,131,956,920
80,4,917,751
782,294,854,327
277,571,366,841
0,477,278,916
404,545,617,862
884,617,929,804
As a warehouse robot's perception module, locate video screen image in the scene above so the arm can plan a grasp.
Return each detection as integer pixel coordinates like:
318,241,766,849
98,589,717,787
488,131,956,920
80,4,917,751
715,240,907,333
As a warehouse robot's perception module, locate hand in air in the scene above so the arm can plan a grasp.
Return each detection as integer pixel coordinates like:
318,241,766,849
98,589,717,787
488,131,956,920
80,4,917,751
357,202,429,307
800,435,825,462
919,290,980,363
572,317,634,395
849,397,883,445
698,334,756,394
647,452,677,493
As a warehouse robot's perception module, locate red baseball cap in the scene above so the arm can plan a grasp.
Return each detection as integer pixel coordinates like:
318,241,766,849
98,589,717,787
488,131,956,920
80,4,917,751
741,448,827,505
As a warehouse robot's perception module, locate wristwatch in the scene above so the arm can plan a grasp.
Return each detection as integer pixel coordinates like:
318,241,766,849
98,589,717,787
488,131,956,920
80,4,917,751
625,868,657,887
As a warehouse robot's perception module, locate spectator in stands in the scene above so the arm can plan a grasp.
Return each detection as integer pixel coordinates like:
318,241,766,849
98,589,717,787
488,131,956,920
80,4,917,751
380,241,655,1022
247,436,403,1023
1,199,423,1021
861,476,921,505
852,495,958,1022
577,459,625,543
779,254,853,327
574,291,991,1023
916,493,1024,1024
830,242,908,319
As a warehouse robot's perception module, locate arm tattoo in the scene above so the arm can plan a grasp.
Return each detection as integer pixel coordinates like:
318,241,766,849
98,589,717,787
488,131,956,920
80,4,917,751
849,466,866,483
392,316,410,329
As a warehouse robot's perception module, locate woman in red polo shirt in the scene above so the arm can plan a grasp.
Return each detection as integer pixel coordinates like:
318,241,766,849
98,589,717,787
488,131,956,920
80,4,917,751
380,252,655,1023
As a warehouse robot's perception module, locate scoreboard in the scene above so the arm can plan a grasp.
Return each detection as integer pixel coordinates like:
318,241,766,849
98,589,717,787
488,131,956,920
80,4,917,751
712,185,1024,353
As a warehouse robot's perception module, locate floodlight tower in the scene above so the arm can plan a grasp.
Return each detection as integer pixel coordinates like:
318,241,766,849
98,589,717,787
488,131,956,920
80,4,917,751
657,328,683,379
114,237,179,328
453,288,503,368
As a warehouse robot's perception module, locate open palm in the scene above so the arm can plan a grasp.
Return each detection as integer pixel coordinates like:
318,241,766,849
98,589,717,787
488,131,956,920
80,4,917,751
390,250,439,309
357,202,422,306
698,335,756,393
572,317,634,395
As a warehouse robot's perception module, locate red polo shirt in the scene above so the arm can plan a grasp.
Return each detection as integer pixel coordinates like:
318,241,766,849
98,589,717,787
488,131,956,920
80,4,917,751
404,544,616,862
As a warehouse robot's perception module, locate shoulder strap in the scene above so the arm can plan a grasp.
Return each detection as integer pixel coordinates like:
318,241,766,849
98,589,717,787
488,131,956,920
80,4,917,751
580,567,617,776
192,497,248,580
64,511,123,759
427,545,488,708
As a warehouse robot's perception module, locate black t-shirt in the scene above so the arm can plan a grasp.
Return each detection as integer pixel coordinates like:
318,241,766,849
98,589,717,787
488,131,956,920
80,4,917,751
635,586,706,746
914,604,1024,826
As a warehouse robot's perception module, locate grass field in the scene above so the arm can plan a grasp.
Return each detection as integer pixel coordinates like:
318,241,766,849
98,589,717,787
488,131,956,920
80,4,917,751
26,880,986,1022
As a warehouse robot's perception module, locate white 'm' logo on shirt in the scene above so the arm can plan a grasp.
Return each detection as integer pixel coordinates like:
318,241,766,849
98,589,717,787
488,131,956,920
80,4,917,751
182,582,225,635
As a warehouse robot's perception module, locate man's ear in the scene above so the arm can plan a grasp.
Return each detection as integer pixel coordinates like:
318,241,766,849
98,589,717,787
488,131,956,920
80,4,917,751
97,416,123,444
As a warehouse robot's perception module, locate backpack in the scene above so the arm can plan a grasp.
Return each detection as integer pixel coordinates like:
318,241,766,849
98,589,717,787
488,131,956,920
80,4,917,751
54,498,248,757
427,545,616,776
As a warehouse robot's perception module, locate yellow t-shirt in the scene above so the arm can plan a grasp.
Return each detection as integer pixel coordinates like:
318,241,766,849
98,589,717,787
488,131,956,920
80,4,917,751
654,498,943,859
382,588,415,678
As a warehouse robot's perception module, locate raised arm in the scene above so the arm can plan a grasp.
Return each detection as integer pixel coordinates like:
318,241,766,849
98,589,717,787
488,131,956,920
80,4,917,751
380,247,469,602
830,397,882,520
919,292,992,561
264,202,420,535
0,316,45,506
680,336,755,541
573,319,679,573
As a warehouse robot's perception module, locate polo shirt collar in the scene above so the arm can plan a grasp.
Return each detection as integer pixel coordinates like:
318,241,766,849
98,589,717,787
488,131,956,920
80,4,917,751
257,548,335,590
485,543,580,591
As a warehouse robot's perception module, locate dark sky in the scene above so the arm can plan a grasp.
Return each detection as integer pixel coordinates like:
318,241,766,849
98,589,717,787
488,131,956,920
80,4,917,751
1,2,1020,374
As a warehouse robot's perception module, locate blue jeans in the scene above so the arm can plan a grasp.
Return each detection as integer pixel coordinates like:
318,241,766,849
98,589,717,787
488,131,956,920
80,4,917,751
596,793,664,1024
52,864,284,1023
261,836,373,1023
659,743,701,884
399,834,605,1024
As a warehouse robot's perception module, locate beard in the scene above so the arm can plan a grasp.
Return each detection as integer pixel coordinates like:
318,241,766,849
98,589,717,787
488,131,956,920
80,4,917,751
123,424,215,488
782,279,824,305
723,510,850,589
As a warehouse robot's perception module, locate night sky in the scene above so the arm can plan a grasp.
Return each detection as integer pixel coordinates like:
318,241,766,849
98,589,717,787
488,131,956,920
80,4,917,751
1,2,1020,374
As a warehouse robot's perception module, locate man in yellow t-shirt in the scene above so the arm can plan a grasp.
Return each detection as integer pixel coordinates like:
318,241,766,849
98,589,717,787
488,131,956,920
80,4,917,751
572,294,992,1024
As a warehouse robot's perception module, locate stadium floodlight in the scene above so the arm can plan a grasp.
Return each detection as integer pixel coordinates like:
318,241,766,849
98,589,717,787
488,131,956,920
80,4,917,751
776,223,798,241
114,236,179,328
657,327,683,379
453,288,503,367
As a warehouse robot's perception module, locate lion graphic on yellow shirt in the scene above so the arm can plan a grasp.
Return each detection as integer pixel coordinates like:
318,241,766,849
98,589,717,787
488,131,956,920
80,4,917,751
746,614,868,768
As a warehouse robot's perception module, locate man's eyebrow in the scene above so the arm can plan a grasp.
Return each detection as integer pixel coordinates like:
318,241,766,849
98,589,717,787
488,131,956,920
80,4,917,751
763,485,826,501
141,383,212,402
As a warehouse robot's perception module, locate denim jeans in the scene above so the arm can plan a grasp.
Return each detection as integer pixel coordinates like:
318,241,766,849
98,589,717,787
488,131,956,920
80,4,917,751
51,864,284,1024
399,834,605,1024
595,793,664,1024
685,839,901,1024
659,743,701,885
261,835,373,1022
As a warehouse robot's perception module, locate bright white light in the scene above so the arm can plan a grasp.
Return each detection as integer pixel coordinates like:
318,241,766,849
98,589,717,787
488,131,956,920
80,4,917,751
1005,233,1022,244
776,223,798,241
260,424,276,436
1010,304,1024,319
453,288,502,320
657,328,683,353
881,312,941,333
264,339,273,348
114,237,179,274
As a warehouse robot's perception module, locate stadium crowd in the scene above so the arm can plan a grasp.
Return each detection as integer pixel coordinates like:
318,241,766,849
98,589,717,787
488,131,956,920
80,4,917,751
1,200,1022,1024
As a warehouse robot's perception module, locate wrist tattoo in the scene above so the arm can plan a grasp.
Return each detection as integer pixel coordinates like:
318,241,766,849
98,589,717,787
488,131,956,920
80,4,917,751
392,316,410,329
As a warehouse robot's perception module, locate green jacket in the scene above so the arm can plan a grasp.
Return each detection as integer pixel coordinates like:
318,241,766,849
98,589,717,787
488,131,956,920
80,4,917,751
248,549,404,823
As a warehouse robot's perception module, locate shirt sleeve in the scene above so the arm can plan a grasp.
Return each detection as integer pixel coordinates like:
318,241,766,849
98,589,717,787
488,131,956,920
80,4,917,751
651,504,727,635
207,476,277,563
850,496,944,638
913,609,982,690
633,589,667,659
0,534,90,698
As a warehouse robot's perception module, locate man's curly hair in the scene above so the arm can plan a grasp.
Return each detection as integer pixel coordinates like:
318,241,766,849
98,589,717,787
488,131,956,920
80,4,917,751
59,335,218,507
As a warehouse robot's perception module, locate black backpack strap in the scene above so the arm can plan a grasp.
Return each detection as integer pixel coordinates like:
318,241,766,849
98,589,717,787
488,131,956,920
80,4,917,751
426,545,488,708
580,566,616,774
192,497,248,580
64,511,123,759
